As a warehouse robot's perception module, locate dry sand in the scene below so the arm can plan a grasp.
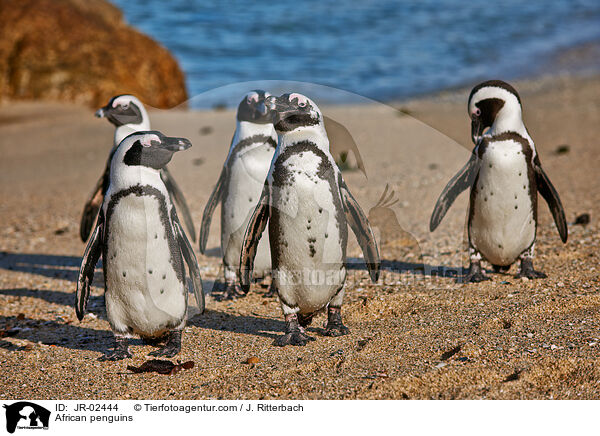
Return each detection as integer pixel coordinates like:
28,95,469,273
0,74,599,400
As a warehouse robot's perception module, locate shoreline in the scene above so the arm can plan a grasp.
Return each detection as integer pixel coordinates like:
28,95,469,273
3,34,600,112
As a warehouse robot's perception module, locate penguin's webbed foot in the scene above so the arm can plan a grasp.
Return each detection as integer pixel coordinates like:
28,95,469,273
463,262,491,283
148,330,182,358
323,307,350,337
217,282,246,301
275,331,315,347
99,336,132,361
465,271,491,283
98,349,132,361
516,258,547,279
274,314,315,347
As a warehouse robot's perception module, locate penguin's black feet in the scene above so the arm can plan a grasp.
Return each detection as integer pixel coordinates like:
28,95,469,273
323,307,350,337
275,331,315,347
217,282,246,301
492,264,511,274
274,314,315,347
516,258,547,279
98,349,132,361
463,262,491,283
99,336,132,361
148,330,182,358
264,282,277,298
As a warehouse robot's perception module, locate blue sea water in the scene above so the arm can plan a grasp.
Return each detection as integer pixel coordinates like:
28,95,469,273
112,0,600,107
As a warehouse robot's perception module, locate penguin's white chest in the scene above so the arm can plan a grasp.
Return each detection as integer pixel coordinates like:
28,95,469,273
222,144,273,273
470,142,535,265
105,194,186,337
271,152,345,313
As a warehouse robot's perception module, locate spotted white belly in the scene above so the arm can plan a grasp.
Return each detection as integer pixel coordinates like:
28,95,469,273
470,141,535,266
105,194,186,337
271,153,345,314
222,144,272,275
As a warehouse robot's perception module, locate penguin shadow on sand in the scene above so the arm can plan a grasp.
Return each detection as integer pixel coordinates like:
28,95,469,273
0,287,107,320
0,251,102,284
0,251,107,320
0,252,117,353
188,309,285,340
346,185,463,279
0,313,111,353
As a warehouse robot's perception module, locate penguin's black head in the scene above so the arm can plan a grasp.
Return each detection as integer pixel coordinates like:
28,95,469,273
236,90,274,124
468,80,522,144
96,94,146,127
265,93,322,133
121,131,191,170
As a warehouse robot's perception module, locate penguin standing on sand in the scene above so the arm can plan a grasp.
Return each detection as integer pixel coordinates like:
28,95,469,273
240,93,380,346
430,80,567,282
199,90,277,299
76,131,204,360
79,95,196,243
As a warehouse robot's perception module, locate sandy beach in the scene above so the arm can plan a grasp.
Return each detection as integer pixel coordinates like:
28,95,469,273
0,73,599,400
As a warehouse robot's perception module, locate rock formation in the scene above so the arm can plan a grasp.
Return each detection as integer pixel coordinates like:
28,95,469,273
0,0,188,108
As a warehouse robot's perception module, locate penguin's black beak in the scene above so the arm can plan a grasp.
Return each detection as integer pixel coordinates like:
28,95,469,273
264,95,277,112
160,136,192,152
256,101,269,117
471,117,485,145
267,95,295,124
95,107,107,118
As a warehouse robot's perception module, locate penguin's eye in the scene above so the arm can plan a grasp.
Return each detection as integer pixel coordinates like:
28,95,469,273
121,103,129,110
473,108,481,117
298,101,307,108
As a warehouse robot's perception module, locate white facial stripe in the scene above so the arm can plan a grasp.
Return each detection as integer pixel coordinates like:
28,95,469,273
112,96,134,108
141,134,160,147
289,93,309,107
469,87,518,112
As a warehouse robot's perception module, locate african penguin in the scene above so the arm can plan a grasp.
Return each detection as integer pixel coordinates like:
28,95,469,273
95,94,150,146
80,94,196,244
239,93,380,346
199,90,277,299
430,80,567,282
76,131,204,361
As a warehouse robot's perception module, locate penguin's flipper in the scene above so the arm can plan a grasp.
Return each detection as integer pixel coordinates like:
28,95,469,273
199,166,227,254
339,180,380,282
534,158,568,243
79,174,105,242
76,213,103,321
239,184,270,293
161,167,197,243
429,151,480,232
172,214,205,314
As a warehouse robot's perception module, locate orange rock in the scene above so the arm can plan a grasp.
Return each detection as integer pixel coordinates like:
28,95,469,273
0,0,188,108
